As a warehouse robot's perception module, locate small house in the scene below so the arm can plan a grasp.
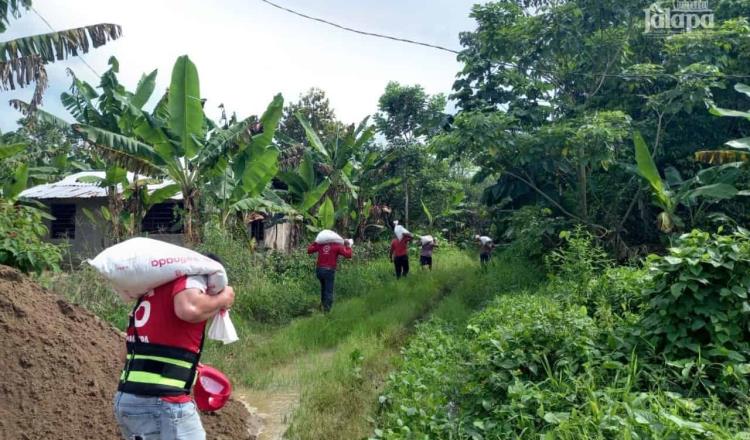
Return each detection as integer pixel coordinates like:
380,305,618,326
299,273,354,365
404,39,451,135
20,171,297,257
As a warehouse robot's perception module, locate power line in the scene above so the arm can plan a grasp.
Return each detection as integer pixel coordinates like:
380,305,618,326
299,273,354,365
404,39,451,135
258,0,750,81
30,6,100,77
258,0,461,54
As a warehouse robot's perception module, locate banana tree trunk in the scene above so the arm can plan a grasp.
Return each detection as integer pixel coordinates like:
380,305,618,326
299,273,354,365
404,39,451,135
108,185,123,243
183,187,200,244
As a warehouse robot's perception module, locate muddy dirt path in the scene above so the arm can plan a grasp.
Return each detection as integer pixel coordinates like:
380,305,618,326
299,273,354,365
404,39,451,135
236,388,300,440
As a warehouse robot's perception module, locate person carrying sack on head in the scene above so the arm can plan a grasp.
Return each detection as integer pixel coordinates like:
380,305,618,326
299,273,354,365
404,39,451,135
476,235,495,266
390,223,413,279
114,254,235,440
307,234,353,312
419,236,437,271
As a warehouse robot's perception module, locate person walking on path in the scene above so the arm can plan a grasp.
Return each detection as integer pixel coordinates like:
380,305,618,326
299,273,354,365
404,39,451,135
420,238,437,271
476,235,495,266
114,255,235,440
390,233,413,278
307,239,353,312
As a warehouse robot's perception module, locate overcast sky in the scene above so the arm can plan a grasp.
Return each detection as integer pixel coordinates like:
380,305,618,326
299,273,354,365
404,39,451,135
0,0,483,132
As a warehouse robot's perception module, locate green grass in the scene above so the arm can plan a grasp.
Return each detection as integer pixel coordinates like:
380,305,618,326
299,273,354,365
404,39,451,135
222,252,543,440
43,233,544,439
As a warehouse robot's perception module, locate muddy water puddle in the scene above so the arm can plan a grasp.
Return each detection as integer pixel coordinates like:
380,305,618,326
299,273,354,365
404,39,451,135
236,388,300,440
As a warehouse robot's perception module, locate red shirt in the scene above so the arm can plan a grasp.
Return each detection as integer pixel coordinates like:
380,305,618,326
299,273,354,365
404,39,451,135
127,276,207,403
307,242,353,269
390,236,412,257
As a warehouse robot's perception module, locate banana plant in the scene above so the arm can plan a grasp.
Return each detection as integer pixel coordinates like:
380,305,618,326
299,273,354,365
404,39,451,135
71,55,284,242
278,152,331,213
634,131,742,232
293,114,376,232
695,83,750,165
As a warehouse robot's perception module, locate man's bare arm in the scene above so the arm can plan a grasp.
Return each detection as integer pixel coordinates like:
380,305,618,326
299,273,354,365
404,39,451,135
174,286,235,324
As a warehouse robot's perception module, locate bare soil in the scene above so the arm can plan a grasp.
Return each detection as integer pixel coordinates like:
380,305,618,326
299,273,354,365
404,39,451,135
0,265,254,440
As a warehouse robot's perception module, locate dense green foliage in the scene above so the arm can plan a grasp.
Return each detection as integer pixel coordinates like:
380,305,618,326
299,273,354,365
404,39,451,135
0,201,62,273
375,232,750,439
641,229,750,401
434,0,750,257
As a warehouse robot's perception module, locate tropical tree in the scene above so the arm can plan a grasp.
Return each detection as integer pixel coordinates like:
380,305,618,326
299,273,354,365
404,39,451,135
0,0,121,108
374,81,446,227
435,0,750,254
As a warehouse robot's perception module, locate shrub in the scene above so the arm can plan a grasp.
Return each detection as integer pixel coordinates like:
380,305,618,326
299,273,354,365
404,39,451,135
0,201,63,273
545,226,611,303
503,206,563,260
642,229,750,363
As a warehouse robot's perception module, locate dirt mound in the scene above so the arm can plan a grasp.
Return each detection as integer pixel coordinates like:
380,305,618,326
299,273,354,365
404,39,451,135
0,265,253,440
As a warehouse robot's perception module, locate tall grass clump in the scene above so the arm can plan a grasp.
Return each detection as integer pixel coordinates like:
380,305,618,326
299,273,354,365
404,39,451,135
41,266,130,330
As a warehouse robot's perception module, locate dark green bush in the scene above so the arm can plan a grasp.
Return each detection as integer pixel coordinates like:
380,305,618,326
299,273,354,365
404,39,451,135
0,202,63,274
642,229,750,363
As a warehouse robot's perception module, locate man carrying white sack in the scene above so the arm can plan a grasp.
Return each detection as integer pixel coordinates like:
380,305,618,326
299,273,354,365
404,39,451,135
113,252,234,440
307,230,353,313
419,236,437,271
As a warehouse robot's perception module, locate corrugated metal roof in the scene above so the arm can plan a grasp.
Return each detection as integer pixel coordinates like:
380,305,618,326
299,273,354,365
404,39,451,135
19,171,183,200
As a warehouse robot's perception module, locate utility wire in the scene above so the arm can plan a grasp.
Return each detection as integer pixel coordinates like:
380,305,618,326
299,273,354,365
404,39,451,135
31,6,100,77
258,0,461,54
259,0,750,81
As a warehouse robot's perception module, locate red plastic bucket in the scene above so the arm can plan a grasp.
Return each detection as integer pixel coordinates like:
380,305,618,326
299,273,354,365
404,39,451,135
194,364,232,411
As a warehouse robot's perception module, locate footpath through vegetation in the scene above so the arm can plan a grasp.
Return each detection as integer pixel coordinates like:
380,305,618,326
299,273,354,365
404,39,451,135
200,250,541,440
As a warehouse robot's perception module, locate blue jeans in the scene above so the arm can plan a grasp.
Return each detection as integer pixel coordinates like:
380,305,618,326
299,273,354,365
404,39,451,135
113,392,206,440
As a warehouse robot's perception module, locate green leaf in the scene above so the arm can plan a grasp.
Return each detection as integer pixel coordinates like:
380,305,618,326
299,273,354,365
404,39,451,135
146,184,180,205
296,113,329,159
74,124,162,176
131,69,158,109
726,137,750,150
299,153,316,188
3,163,28,199
421,199,433,226
709,106,750,119
317,196,335,229
244,94,284,154
0,143,25,159
169,55,204,158
687,183,738,201
543,412,570,425
633,131,670,209
238,144,279,197
301,179,331,213
734,83,750,99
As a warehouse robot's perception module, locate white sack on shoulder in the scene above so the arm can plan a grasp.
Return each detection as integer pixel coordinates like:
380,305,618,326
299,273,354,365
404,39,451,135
208,310,239,345
394,225,411,241
87,237,228,302
478,236,493,245
420,235,434,245
315,229,345,245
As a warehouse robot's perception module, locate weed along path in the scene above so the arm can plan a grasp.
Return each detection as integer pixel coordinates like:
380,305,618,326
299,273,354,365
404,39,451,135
203,252,541,440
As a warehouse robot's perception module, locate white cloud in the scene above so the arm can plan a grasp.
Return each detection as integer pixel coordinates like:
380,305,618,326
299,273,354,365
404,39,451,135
1,0,481,131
